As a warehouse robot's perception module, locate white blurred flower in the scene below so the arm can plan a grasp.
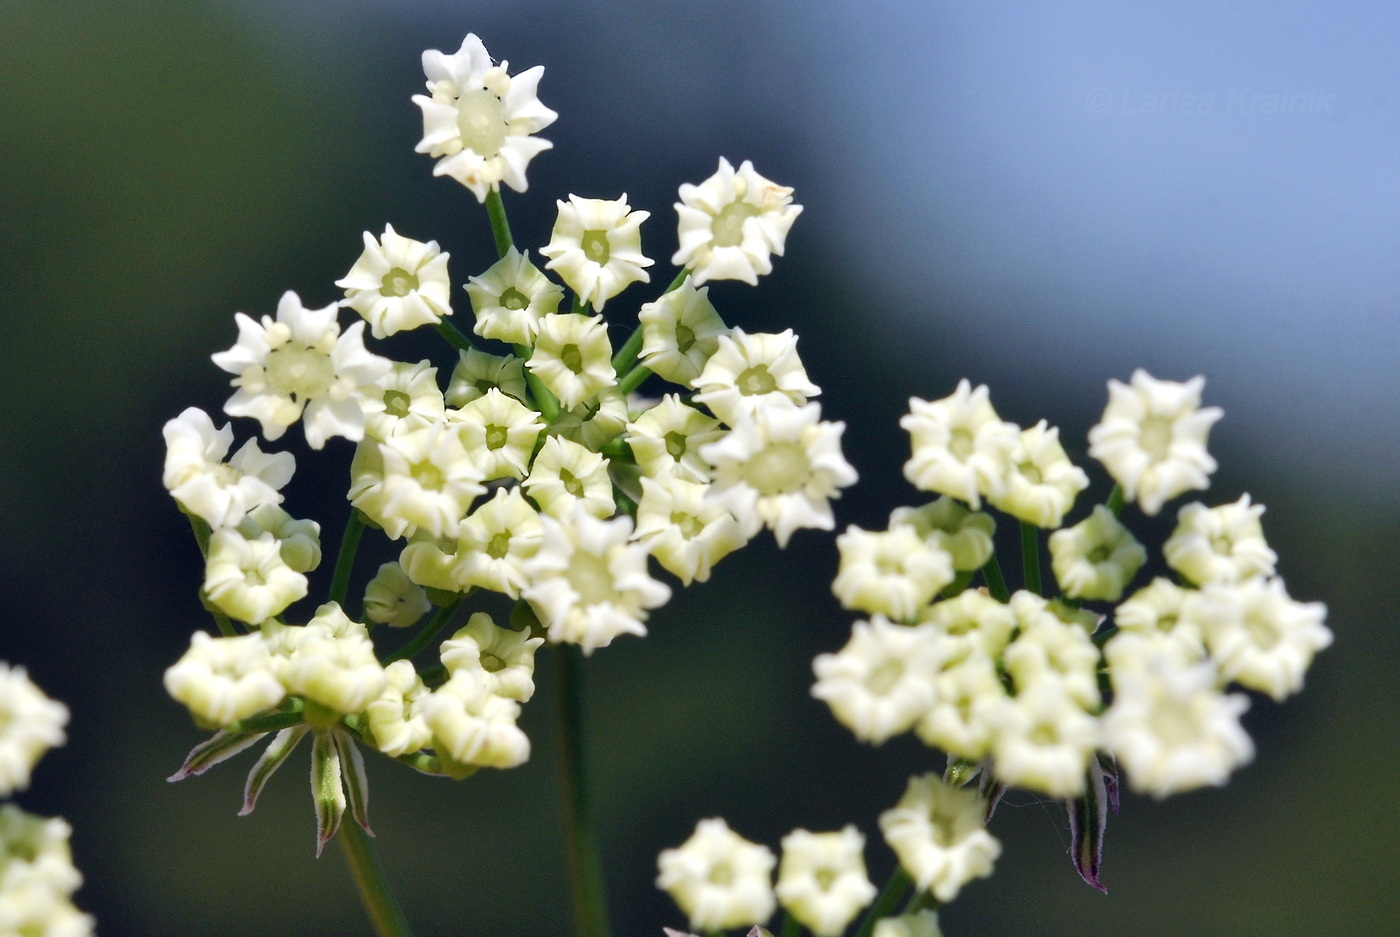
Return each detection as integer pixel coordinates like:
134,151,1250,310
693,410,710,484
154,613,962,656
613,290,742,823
1048,505,1147,602
1164,495,1277,586
1087,369,1223,516
0,806,92,935
774,826,876,937
1199,577,1331,701
163,632,284,728
464,247,563,345
656,818,776,933
203,529,307,625
638,277,728,385
988,421,1089,529
1111,578,1208,663
691,328,820,427
878,774,1001,903
277,603,387,716
236,503,321,574
873,911,944,937
362,562,431,629
901,382,1018,509
831,525,954,622
526,313,616,409
1002,591,1101,709
918,589,1016,662
422,670,530,768
364,660,433,758
914,654,1007,760
412,33,557,202
439,612,544,701
811,617,942,745
162,407,294,529
348,422,486,540
336,225,453,338
540,194,652,310
673,158,802,286
889,498,996,573
986,683,1099,797
0,666,68,797
211,291,392,449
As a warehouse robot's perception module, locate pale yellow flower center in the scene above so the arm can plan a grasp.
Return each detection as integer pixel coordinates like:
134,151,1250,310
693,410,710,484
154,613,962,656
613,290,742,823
500,286,530,310
454,89,507,158
383,389,412,418
743,441,810,496
485,425,508,450
567,551,617,605
1149,697,1201,745
1138,416,1174,459
381,267,419,297
866,659,904,695
560,344,584,374
711,201,761,247
487,532,512,559
664,431,689,461
479,651,506,673
737,364,778,397
265,343,335,400
670,512,705,539
581,231,611,265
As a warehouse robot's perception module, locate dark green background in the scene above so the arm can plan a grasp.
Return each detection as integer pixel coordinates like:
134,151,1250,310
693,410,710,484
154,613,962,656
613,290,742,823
2,2,1396,936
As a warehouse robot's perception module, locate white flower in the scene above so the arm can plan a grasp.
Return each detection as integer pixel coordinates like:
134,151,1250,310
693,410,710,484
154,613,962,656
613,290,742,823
691,328,820,426
412,33,557,202
236,503,321,573
362,562,431,629
889,498,996,573
1102,657,1254,799
704,403,858,548
1199,577,1331,701
1002,591,1101,709
526,313,616,408
656,818,777,933
336,225,453,338
774,826,876,937
539,194,653,310
673,158,802,286
0,666,68,797
446,347,528,407
362,359,446,442
550,386,629,452
1163,495,1277,586
988,421,1089,528
277,603,388,715
211,291,392,449
463,247,563,344
347,422,486,540
0,805,92,934
873,911,944,937
1048,505,1147,602
162,407,294,529
163,632,285,728
831,525,954,622
421,670,530,768
522,435,615,519
448,486,544,597
626,394,725,484
638,278,728,385
364,660,433,758
811,617,942,745
878,774,1001,903
901,382,1018,509
1087,369,1224,516
1111,577,1207,663
522,508,671,654
986,683,1099,797
203,529,308,625
918,589,1016,662
914,654,1007,760
448,387,544,480
439,612,545,701
633,474,747,585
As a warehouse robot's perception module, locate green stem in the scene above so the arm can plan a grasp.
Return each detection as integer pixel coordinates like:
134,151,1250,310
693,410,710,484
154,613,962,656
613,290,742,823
1019,522,1042,596
187,514,238,636
980,552,1010,603
851,866,913,937
527,370,561,422
778,911,802,937
1106,483,1125,517
557,645,612,937
616,363,652,396
610,325,645,375
383,600,462,665
435,319,478,354
329,510,367,608
339,819,415,937
485,189,514,258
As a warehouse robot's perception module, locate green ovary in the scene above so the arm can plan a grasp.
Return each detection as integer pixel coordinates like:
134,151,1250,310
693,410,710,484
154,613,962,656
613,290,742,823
581,231,610,265
454,89,507,158
380,267,419,297
737,364,778,397
500,287,530,311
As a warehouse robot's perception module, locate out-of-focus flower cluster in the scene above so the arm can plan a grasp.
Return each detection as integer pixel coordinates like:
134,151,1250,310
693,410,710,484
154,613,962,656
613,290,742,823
0,665,93,936
161,32,852,850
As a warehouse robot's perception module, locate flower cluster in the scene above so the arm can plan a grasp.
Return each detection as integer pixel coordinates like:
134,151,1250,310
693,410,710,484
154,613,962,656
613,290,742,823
0,666,93,935
161,31,851,851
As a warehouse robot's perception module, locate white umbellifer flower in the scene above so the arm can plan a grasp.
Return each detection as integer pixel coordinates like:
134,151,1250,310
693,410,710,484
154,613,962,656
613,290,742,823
0,806,91,928
626,395,725,484
774,826,876,937
446,347,528,407
704,403,858,548
986,683,1099,797
448,486,544,597
439,612,545,701
919,589,1016,661
526,313,616,408
464,247,563,344
162,407,295,529
395,533,460,594
691,329,820,427
236,503,321,573
873,910,944,937
203,529,308,625
878,774,1001,903
638,278,728,385
1163,495,1277,586
211,291,392,449
348,421,486,540
278,603,388,715
831,525,954,622
539,194,652,310
421,669,530,768
522,508,672,654
362,359,446,442
448,387,544,480
656,818,777,933
1113,577,1207,662
522,435,615,519
1087,369,1224,516
412,33,557,202
1048,505,1147,602
551,386,629,452
633,474,747,585
989,421,1090,529
889,498,996,573
1002,592,1101,709
901,382,1019,509
0,665,68,798
364,660,433,758
362,562,431,629
1198,577,1331,701
1102,657,1254,799
672,158,803,286
914,654,1007,760
336,225,453,338
163,632,285,728
811,617,942,745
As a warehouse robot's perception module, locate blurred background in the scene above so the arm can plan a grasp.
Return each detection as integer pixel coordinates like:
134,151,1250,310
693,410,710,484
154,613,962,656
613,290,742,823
2,1,1397,935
